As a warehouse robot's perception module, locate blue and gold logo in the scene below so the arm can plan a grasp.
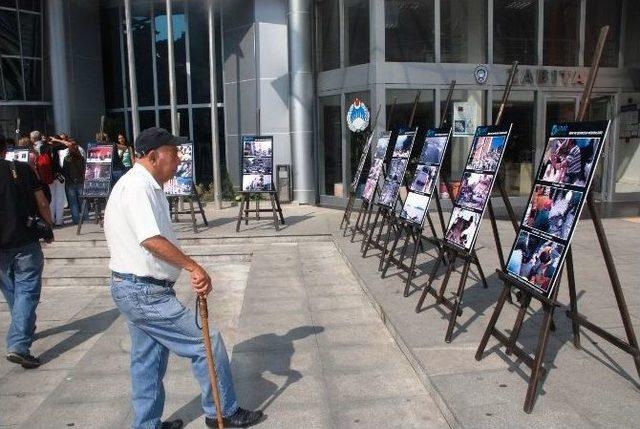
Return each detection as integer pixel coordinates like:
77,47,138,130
347,98,370,133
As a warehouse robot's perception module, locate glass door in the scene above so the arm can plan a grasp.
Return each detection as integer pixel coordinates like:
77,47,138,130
588,95,615,200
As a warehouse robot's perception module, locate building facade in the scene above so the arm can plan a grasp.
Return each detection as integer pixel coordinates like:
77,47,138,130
1,0,639,205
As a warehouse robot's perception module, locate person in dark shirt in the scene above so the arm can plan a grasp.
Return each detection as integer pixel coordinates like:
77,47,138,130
0,138,54,369
62,143,87,225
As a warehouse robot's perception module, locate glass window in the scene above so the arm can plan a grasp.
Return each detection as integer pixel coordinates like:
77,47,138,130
585,0,621,67
155,2,188,105
132,3,154,106
19,11,40,57
192,108,213,184
385,0,434,63
173,2,188,105
158,108,188,136
493,0,537,65
545,99,575,137
440,0,486,64
440,89,485,187
187,0,210,104
319,95,342,196
543,0,579,66
0,1,16,8
0,9,20,55
104,112,126,143
18,0,40,12
1,57,23,100
624,4,640,66
344,0,369,66
317,0,340,71
386,89,435,137
22,58,40,100
139,109,156,130
345,91,370,190
492,91,536,197
101,6,124,109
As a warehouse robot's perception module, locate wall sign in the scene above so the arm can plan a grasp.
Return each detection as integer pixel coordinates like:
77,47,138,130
347,98,370,133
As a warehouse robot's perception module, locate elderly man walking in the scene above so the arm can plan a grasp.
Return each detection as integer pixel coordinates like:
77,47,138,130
104,128,263,429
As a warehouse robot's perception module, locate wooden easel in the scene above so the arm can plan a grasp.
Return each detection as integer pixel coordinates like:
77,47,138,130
235,191,285,232
340,107,381,235
76,197,106,234
380,81,457,290
413,62,521,343
475,26,640,413
167,185,208,233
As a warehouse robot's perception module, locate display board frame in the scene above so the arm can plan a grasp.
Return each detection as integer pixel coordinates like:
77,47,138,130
376,129,417,210
82,143,114,198
399,126,452,228
504,121,611,298
241,135,274,193
164,141,195,196
361,131,393,203
443,124,512,252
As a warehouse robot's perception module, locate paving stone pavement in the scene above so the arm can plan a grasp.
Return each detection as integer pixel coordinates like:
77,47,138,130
0,205,449,428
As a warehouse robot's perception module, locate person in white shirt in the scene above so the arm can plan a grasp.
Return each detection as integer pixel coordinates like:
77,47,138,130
104,128,263,429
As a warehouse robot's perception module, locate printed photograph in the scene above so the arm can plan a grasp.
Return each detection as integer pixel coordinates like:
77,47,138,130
410,164,438,194
523,185,582,240
87,145,113,163
466,135,506,172
242,174,272,192
377,181,400,207
244,138,273,157
178,144,192,161
419,136,447,164
374,136,390,159
506,230,565,294
400,192,431,224
456,172,493,211
165,177,193,195
362,159,383,201
83,180,110,197
84,163,111,181
243,157,272,175
387,158,408,183
392,134,412,159
445,207,481,250
538,137,601,187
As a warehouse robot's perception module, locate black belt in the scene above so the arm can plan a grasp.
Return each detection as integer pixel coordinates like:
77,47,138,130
111,271,175,288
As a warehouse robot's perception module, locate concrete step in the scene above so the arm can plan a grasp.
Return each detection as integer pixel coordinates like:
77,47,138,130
44,253,251,266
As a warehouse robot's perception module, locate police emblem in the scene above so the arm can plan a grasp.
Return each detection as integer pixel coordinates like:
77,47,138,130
347,98,370,133
474,64,489,85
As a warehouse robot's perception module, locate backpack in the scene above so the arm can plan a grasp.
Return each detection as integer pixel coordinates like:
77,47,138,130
36,152,54,185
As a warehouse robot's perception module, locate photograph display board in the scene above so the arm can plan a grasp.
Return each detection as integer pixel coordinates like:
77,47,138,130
400,126,452,226
164,142,194,196
505,121,611,298
362,131,392,202
241,135,274,192
83,143,114,197
444,124,512,251
4,147,29,163
350,132,375,192
376,129,417,208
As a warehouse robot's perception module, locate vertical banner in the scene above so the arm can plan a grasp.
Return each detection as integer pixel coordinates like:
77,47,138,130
377,129,418,208
164,142,195,196
361,131,392,203
444,124,512,251
505,121,611,298
241,135,274,192
83,143,114,197
400,126,452,226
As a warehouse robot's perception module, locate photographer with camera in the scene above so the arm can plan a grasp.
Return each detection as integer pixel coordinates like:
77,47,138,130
0,138,54,369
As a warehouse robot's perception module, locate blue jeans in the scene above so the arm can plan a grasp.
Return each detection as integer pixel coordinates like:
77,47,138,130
0,242,43,355
65,183,87,224
110,275,238,429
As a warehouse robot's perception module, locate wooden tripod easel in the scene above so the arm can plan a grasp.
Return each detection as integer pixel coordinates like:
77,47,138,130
413,63,521,343
475,26,640,413
235,191,285,232
168,185,209,233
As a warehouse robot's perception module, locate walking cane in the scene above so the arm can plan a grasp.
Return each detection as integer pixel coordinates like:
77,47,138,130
198,295,225,429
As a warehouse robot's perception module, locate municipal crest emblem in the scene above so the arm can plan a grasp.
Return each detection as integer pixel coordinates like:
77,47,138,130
347,98,370,133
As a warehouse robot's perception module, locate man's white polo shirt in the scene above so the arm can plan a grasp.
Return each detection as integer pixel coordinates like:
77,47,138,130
104,163,181,281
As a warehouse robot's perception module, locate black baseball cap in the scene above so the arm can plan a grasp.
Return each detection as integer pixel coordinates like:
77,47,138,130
135,127,185,154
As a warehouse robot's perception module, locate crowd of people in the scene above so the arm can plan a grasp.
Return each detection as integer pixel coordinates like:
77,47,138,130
2,130,135,226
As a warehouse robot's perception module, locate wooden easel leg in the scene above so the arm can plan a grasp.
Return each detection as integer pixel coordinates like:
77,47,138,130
433,190,447,236
445,259,471,342
378,216,396,271
426,212,438,241
415,247,446,312
341,194,354,229
236,194,246,232
189,198,197,233
476,284,511,360
256,197,260,221
244,195,250,225
195,193,208,226
382,225,404,277
403,231,422,297
437,252,458,302
506,294,532,355
76,198,87,235
360,205,378,249
524,304,555,413
565,249,581,348
274,192,285,224
397,229,412,264
362,208,382,254
269,193,280,231
472,252,489,289
350,201,366,239
373,211,388,248
96,199,104,228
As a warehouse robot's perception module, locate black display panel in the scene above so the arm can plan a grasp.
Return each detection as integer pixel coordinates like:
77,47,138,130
505,121,611,298
376,129,417,208
362,131,392,203
241,135,274,192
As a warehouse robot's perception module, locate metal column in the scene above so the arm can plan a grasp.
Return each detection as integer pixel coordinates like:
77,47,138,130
208,0,222,209
46,0,71,134
288,0,315,204
166,0,178,134
124,0,140,141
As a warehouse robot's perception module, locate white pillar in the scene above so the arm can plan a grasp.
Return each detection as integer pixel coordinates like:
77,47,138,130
166,0,178,135
208,0,222,209
47,0,71,134
124,0,140,141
